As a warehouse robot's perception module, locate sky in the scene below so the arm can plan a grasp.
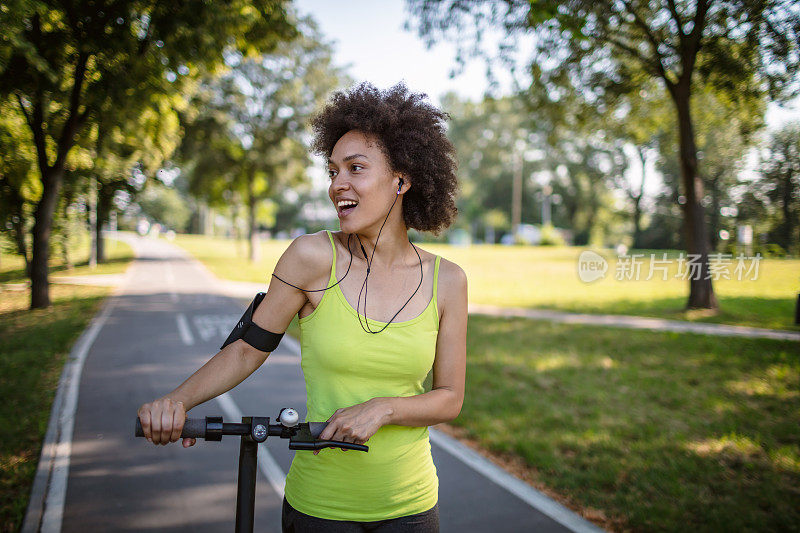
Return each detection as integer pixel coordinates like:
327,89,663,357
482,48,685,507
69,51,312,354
293,0,520,105
294,0,800,126
293,0,800,200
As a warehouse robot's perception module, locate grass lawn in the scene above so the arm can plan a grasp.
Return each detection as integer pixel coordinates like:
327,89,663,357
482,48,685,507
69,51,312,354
0,234,134,285
173,233,800,331
0,236,133,532
454,316,799,532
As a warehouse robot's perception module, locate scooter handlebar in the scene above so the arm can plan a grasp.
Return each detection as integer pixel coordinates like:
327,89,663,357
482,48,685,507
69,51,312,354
135,417,206,438
134,416,369,452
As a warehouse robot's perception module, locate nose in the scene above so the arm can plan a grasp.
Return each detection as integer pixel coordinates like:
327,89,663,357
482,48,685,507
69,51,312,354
330,172,351,197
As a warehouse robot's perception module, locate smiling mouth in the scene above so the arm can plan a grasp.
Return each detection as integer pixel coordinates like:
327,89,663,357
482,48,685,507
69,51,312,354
337,203,358,217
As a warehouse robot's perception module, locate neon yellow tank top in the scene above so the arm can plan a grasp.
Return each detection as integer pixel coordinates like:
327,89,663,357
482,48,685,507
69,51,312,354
283,230,440,521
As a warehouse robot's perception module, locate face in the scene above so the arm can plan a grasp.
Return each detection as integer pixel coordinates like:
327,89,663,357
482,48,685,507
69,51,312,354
327,130,403,232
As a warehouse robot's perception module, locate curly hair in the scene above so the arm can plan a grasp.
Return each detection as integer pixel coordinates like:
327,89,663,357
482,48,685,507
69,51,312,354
310,82,459,235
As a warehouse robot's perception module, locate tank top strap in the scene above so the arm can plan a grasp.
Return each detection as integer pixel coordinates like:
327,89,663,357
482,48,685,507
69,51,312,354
432,255,441,316
325,230,337,285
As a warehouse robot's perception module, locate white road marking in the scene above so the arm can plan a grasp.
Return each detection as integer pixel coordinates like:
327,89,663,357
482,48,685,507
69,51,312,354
193,314,240,342
277,335,598,530
22,255,132,533
215,392,288,498
188,315,301,363
428,429,606,533
265,354,301,364
176,314,194,345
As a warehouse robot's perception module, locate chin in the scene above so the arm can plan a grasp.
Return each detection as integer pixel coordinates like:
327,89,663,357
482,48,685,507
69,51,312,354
341,223,366,236
339,217,372,236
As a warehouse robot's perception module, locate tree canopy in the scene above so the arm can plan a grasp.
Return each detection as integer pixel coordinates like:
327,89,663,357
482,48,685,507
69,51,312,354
0,0,297,307
407,0,799,309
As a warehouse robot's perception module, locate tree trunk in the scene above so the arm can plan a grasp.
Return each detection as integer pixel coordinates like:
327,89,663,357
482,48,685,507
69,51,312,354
584,200,598,246
30,166,65,308
672,87,718,310
96,182,113,263
25,51,89,308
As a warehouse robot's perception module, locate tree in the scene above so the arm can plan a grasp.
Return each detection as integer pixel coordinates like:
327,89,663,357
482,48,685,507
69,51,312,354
0,1,296,308
443,90,628,245
653,84,766,250
603,77,673,248
178,17,344,261
137,179,192,232
0,97,38,271
441,93,543,241
759,122,800,254
407,0,799,310
89,89,183,262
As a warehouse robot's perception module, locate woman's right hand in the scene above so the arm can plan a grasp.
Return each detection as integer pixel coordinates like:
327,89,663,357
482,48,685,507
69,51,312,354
137,397,196,448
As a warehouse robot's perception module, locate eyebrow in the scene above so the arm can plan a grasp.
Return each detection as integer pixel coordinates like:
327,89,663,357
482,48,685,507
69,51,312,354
329,153,369,165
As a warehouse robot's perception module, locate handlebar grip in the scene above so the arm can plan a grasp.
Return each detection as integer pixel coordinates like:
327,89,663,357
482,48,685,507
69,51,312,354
289,439,369,452
324,441,369,452
308,422,327,439
135,417,206,439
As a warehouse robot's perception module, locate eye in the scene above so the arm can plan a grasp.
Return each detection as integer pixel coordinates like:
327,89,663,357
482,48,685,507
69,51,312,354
351,164,363,172
328,169,337,179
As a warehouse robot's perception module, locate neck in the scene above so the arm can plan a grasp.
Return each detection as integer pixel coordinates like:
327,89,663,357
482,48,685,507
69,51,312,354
349,215,413,268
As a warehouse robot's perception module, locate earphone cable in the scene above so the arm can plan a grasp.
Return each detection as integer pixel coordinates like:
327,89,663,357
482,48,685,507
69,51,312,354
357,240,423,334
354,189,422,334
271,233,355,292
270,181,423,334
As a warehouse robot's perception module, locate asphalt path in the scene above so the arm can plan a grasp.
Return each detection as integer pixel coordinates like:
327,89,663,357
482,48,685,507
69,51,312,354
49,234,603,533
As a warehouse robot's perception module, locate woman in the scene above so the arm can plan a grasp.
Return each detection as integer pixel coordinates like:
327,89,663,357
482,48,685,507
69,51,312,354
137,82,467,532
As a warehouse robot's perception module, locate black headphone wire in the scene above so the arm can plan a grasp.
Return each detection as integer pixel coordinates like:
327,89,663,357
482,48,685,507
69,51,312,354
270,186,423,334
355,190,423,334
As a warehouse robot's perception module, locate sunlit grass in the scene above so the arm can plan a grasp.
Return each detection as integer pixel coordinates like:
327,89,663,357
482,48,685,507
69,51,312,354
0,234,134,285
173,234,800,330
459,315,800,531
0,233,134,530
0,283,119,531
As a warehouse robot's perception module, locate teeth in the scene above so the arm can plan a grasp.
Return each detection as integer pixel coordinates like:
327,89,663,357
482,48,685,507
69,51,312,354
337,200,358,209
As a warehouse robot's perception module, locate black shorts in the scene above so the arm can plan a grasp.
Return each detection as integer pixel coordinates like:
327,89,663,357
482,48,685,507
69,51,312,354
281,496,439,532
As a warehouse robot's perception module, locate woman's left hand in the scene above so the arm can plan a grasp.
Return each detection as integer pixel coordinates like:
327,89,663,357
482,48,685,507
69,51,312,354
314,398,392,455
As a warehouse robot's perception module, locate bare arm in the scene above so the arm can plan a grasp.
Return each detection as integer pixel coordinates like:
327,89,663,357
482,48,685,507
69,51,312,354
158,342,265,411
162,233,323,410
140,232,330,444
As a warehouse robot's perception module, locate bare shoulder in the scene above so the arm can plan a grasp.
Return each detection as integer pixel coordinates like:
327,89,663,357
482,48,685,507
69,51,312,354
286,230,332,260
275,231,333,288
436,256,468,313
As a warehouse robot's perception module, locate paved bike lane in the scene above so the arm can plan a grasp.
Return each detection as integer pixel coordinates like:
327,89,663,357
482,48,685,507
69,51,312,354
47,234,603,533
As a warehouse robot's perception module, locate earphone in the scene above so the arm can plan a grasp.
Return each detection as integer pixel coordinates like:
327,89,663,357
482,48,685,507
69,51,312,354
271,175,422,334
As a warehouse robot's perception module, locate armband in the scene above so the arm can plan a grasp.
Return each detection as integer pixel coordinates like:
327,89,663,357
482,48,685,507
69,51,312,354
220,292,284,353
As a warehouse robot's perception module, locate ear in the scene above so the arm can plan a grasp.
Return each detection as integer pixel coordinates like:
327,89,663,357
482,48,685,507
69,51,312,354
396,175,409,195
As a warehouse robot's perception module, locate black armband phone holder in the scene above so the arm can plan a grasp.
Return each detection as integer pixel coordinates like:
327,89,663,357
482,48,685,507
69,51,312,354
220,292,284,353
